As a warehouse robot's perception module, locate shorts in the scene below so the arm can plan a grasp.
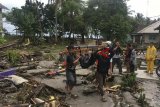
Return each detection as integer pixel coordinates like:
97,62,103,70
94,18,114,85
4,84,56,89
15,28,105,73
66,70,76,86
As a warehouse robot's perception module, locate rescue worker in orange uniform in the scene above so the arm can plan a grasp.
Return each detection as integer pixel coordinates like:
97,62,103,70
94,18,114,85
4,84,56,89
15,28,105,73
145,42,157,74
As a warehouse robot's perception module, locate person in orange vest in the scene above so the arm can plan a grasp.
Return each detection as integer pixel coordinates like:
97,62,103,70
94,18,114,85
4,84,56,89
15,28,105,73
145,42,157,74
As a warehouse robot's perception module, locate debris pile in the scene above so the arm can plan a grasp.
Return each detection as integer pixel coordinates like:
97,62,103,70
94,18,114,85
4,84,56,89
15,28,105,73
0,76,69,107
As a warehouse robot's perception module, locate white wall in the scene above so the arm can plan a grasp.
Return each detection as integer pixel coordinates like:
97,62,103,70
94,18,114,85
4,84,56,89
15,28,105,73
144,34,160,43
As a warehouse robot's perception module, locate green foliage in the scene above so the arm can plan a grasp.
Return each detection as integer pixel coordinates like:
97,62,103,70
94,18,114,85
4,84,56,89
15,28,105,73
0,36,7,44
6,50,21,66
138,90,146,107
121,73,137,88
5,0,45,44
84,0,131,41
4,0,154,44
58,0,86,40
128,13,153,33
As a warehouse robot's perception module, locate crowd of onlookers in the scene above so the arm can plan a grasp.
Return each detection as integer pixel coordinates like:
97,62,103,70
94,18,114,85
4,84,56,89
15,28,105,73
58,40,157,102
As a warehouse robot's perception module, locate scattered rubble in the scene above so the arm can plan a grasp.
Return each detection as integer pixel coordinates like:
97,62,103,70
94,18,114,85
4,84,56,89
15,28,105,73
0,43,159,107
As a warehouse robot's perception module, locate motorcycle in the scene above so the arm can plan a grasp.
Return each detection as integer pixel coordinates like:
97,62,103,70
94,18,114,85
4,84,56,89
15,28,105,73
156,59,160,77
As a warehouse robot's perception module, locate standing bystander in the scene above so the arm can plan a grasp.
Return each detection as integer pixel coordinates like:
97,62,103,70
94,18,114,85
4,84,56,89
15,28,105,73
124,43,132,73
145,42,157,74
130,44,136,73
112,41,123,74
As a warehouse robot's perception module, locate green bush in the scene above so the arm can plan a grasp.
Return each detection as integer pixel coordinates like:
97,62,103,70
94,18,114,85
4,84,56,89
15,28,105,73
0,36,7,44
121,73,137,88
6,50,21,66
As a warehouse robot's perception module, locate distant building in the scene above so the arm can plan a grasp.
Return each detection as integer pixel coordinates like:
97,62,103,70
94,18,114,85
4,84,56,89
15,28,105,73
0,3,8,36
132,20,160,46
155,25,160,32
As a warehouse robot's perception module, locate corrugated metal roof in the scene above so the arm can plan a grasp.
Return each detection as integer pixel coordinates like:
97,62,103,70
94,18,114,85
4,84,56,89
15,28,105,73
138,20,160,34
0,3,8,10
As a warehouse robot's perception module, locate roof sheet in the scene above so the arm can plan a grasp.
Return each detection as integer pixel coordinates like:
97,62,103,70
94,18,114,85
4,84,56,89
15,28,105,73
0,3,8,10
138,20,160,34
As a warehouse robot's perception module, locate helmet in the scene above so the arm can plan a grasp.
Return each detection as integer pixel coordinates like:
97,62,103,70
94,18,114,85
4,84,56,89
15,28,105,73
104,41,112,47
102,41,112,47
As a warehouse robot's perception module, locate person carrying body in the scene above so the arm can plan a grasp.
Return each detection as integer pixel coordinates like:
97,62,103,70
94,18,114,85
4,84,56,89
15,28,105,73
79,41,114,102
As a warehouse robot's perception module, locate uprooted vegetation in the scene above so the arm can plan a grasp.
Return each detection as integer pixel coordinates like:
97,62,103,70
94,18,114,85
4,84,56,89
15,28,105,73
121,73,137,91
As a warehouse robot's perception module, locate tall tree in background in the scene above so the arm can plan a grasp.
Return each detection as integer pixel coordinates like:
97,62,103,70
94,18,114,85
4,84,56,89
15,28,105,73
58,0,85,41
84,0,131,41
4,0,154,44
129,13,152,33
5,0,45,44
43,4,56,42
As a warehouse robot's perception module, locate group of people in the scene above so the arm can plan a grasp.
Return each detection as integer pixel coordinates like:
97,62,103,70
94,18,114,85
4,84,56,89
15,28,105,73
63,40,157,102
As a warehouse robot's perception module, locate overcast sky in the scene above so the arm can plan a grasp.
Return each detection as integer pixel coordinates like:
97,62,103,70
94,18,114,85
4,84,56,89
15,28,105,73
1,0,160,19
1,0,160,34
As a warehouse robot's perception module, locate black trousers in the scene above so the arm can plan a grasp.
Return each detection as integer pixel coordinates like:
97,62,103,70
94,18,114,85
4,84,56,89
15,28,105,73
112,58,122,73
130,62,135,73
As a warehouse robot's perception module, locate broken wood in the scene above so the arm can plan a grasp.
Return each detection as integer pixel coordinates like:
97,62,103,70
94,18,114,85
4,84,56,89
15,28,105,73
14,66,35,72
110,85,121,90
27,83,45,100
105,88,118,92
0,41,18,51
27,69,49,74
16,61,38,67
31,98,45,104
17,82,38,102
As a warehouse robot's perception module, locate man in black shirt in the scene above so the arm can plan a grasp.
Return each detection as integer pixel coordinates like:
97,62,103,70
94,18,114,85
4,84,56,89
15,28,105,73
65,45,80,97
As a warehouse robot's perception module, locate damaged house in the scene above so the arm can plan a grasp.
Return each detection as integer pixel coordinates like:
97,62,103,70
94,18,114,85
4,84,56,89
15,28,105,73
132,20,160,47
